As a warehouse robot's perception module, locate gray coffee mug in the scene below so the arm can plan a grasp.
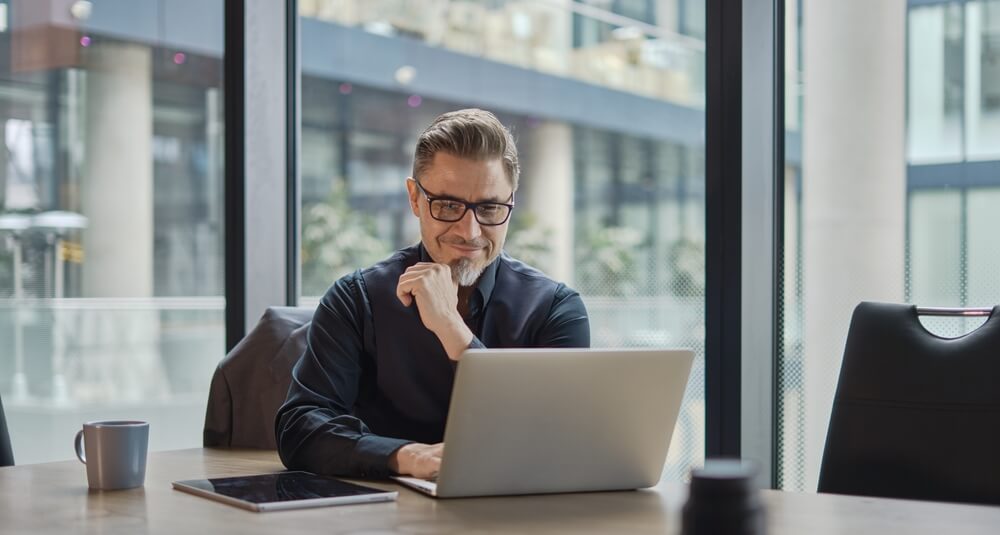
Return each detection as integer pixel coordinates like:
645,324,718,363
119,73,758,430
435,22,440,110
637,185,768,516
74,420,149,490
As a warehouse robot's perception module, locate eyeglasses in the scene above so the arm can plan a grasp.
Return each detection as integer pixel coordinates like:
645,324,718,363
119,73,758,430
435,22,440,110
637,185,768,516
413,179,515,226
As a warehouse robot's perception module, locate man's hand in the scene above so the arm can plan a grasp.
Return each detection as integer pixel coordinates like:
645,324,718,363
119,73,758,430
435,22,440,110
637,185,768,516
388,443,444,479
396,262,473,360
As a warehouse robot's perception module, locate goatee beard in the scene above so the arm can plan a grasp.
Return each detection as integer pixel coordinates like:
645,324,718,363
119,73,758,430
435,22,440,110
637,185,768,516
451,257,484,287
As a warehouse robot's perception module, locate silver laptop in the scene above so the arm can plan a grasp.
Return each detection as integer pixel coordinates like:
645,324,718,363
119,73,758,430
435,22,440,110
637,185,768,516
393,348,694,498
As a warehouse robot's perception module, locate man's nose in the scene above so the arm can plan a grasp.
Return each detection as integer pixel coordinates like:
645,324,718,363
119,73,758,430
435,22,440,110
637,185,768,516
452,208,482,240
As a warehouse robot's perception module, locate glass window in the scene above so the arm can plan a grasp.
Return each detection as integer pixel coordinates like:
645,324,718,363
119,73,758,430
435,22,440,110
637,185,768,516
907,4,965,163
966,0,1000,159
0,1,225,463
908,0,1000,162
967,188,1000,303
299,0,706,481
781,0,1000,491
909,190,962,307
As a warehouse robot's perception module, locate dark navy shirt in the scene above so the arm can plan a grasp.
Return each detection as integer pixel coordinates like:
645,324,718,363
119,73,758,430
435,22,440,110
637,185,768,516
275,244,590,478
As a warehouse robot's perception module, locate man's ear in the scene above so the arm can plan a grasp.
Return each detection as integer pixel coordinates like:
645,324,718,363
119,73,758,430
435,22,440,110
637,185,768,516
405,178,421,217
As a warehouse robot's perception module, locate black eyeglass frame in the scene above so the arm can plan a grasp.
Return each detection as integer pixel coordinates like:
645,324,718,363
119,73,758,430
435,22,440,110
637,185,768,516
412,179,515,226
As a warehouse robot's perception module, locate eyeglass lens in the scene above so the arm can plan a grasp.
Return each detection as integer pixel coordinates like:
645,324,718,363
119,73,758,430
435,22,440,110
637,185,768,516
430,199,510,225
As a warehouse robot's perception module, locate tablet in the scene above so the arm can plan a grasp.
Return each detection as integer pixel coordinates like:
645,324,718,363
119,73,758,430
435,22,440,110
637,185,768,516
172,471,398,512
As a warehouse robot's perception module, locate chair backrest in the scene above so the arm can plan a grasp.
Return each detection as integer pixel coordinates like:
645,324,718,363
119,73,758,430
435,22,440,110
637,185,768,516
203,306,314,449
0,393,13,466
818,301,1000,505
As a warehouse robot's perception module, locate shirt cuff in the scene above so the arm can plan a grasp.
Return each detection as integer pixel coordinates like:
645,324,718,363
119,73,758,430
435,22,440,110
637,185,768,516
352,435,413,479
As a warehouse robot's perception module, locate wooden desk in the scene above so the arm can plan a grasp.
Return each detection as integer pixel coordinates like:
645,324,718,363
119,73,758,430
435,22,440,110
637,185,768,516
2,448,999,534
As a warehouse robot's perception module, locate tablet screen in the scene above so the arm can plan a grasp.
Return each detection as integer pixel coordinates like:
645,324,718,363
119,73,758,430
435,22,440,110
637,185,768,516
177,471,390,505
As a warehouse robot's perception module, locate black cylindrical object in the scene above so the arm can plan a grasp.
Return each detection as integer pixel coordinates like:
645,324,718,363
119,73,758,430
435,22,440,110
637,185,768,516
681,459,765,535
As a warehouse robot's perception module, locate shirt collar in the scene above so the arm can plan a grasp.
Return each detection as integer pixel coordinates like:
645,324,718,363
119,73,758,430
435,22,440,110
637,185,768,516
418,242,500,309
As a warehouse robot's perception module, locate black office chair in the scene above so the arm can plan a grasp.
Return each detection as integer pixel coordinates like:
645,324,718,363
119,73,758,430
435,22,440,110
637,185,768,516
203,306,314,449
818,301,1000,505
0,392,13,466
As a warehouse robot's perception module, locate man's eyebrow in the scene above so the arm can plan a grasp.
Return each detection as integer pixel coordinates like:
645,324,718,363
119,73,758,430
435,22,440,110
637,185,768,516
475,194,511,204
431,192,476,203
430,191,512,204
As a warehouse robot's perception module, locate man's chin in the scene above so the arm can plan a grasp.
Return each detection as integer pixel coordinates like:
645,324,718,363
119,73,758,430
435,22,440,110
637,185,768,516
450,257,486,287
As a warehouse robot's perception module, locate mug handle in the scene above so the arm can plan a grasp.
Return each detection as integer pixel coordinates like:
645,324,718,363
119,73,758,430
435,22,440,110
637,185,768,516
74,430,86,464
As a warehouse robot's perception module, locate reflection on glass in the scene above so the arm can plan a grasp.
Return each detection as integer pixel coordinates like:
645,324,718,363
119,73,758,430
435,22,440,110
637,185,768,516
190,471,382,503
0,1,225,464
299,0,705,107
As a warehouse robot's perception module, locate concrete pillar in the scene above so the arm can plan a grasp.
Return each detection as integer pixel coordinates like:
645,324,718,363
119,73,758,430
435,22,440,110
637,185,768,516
521,121,574,284
81,42,153,298
801,0,906,489
656,0,679,33
77,42,163,404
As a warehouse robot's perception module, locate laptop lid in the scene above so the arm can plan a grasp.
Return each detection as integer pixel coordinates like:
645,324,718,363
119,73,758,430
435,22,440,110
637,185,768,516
432,348,694,498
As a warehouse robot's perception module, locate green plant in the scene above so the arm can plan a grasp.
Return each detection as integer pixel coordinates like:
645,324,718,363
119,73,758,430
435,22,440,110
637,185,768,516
575,225,644,297
667,237,705,297
301,182,390,296
503,210,554,274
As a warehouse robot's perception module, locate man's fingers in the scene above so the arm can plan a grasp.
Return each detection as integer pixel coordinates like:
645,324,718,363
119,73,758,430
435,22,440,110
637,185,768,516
402,262,437,276
396,278,426,305
397,271,429,285
396,279,416,306
403,262,451,278
397,264,437,301
418,444,443,459
403,443,444,479
397,264,447,306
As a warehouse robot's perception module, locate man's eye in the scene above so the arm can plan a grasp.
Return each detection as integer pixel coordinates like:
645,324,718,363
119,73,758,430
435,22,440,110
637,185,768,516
478,205,501,214
440,201,464,212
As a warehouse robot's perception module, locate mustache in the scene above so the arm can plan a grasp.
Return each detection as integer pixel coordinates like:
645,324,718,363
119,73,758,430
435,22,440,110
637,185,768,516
439,236,489,248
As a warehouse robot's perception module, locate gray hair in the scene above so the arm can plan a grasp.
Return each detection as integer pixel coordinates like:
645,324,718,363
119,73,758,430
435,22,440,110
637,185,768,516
412,108,520,191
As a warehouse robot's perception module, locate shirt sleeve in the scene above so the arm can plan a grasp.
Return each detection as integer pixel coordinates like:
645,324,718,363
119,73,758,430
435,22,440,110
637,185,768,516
275,272,412,478
535,284,591,348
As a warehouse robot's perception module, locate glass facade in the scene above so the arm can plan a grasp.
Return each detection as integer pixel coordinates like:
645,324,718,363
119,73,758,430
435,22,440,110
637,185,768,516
908,1,1000,162
4,0,981,482
779,0,1000,491
0,1,225,463
298,0,707,481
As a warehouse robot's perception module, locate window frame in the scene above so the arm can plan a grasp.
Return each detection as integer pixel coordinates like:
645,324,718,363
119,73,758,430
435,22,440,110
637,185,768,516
225,0,787,487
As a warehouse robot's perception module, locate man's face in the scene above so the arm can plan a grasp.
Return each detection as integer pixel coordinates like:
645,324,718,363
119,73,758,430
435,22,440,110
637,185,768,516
407,152,513,287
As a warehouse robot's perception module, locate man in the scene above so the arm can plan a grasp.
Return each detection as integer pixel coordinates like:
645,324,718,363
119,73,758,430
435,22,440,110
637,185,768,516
275,108,590,480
